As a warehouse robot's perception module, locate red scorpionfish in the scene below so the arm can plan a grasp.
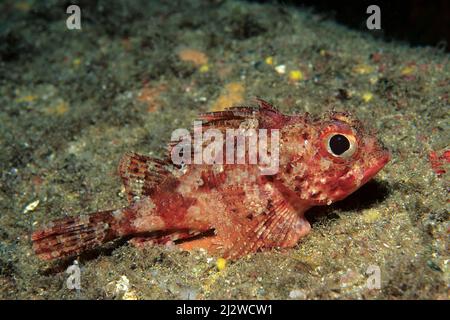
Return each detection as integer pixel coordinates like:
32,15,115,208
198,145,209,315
32,99,390,260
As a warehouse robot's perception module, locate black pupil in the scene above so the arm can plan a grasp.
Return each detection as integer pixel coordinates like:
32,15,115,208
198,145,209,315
329,134,350,155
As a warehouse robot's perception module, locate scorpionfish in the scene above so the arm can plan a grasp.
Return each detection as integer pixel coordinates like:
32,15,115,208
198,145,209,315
32,99,390,260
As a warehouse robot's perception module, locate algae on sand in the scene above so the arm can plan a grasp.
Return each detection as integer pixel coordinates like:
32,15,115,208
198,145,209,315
0,0,448,299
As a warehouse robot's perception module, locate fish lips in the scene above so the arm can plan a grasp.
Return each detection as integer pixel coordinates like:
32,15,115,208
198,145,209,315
361,149,391,185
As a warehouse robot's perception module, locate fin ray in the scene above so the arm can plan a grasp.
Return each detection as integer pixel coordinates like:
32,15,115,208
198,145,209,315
118,152,177,203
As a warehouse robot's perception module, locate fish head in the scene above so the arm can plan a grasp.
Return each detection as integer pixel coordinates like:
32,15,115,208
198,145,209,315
281,111,390,206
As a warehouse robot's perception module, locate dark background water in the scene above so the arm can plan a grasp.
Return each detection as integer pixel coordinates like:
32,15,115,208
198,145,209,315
249,0,450,52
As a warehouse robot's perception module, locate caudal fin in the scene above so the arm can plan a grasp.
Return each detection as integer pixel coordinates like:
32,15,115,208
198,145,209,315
32,210,118,260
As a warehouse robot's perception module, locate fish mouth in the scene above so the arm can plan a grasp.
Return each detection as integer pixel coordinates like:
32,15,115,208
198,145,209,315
361,150,391,185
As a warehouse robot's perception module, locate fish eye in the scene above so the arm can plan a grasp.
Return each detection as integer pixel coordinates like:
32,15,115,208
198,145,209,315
326,133,357,158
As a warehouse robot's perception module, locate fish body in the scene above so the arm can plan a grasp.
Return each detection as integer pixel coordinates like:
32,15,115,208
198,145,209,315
32,99,390,260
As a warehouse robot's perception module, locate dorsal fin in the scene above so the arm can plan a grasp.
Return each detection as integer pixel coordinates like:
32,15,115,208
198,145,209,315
167,98,286,160
199,98,285,130
118,152,177,203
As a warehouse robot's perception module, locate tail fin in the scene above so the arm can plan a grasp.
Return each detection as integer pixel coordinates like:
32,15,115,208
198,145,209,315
32,210,118,260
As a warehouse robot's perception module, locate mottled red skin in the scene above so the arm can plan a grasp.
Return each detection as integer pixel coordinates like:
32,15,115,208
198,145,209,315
32,99,390,261
428,150,450,176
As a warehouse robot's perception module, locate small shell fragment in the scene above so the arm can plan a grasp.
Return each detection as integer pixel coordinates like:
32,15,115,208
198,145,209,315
275,64,286,74
23,200,40,214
